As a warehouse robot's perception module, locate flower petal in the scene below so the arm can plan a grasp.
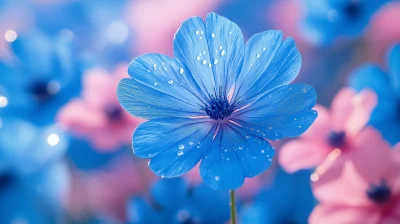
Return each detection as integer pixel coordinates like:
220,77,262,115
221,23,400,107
279,139,330,173
309,204,380,224
150,178,188,212
302,105,331,140
388,44,400,95
133,118,215,177
174,13,244,96
233,84,317,140
234,32,301,103
330,87,357,130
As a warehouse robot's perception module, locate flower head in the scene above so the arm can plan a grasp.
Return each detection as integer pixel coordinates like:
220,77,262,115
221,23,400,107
349,43,400,145
0,31,81,126
118,13,317,190
301,0,389,45
58,64,143,151
309,143,400,224
127,178,231,224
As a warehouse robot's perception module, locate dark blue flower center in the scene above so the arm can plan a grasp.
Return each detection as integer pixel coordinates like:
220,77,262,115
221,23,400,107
176,209,199,224
367,180,392,204
327,131,346,147
104,105,124,121
0,172,14,189
343,1,361,18
202,87,235,121
29,80,52,102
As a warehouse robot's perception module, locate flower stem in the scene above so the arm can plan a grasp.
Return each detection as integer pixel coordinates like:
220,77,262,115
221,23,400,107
230,190,237,224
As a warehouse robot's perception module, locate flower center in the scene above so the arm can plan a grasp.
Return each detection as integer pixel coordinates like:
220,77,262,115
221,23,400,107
367,180,392,204
29,80,53,102
176,209,198,224
202,87,235,121
343,1,361,19
104,105,124,121
327,131,346,148
0,172,13,189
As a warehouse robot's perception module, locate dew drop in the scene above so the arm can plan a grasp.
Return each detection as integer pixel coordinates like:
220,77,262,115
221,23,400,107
211,33,215,38
199,36,203,39
209,63,211,67
256,53,260,58
147,70,150,72
177,151,184,156
298,125,302,128
220,50,225,56
196,30,200,35
213,59,218,64
178,144,185,150
196,56,200,60
154,82,157,86
189,141,194,145
179,68,184,74
202,50,206,54
229,31,232,35
261,150,265,153
202,60,207,65
215,176,220,181
168,80,174,84
263,47,266,51
219,45,223,50
153,64,157,68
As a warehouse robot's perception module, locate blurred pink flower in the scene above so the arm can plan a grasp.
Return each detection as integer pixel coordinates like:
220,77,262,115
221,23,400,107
67,156,152,221
310,143,400,224
58,64,143,151
365,2,400,65
126,0,222,56
279,87,378,176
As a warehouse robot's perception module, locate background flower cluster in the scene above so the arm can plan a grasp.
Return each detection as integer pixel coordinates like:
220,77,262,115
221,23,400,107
0,0,399,223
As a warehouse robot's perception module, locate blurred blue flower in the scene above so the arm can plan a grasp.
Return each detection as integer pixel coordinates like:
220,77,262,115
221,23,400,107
349,44,400,145
127,178,231,224
302,0,389,45
0,120,69,223
118,13,317,190
240,168,316,224
0,31,82,126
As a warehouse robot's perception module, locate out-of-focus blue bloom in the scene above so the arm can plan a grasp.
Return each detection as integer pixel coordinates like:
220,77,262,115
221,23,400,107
0,120,69,223
127,178,231,224
118,13,317,190
349,44,400,145
240,168,316,224
0,31,81,126
302,0,389,45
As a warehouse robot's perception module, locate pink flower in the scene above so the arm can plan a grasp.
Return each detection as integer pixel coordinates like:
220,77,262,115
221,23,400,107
279,87,378,177
310,143,400,224
58,64,143,151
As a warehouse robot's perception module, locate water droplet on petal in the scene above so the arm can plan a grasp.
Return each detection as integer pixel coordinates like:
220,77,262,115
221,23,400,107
168,80,174,84
178,144,185,150
177,151,184,156
214,59,218,64
196,56,200,60
200,31,203,34
179,68,184,74
154,82,157,86
211,33,215,38
202,60,207,65
215,176,220,181
196,30,199,35
263,47,266,51
229,31,232,35
189,141,194,145
261,150,265,153
219,45,223,50
202,50,206,54
256,53,260,58
220,50,225,56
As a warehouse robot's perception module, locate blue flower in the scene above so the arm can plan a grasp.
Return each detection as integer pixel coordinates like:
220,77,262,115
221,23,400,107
240,168,316,224
349,44,400,145
301,0,389,45
118,13,317,191
0,31,82,126
0,119,69,223
127,178,231,224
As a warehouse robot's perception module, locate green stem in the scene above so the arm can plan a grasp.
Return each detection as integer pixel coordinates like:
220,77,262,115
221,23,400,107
230,190,237,224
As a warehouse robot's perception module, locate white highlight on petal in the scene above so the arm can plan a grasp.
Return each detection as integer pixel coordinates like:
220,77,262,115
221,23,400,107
228,120,242,127
227,84,235,103
188,115,209,119
213,123,221,140
233,103,251,113
0,96,8,108
47,133,60,146
4,30,17,42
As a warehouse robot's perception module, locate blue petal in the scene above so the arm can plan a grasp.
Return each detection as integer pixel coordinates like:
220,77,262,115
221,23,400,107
234,32,301,104
388,44,400,96
174,13,244,95
233,84,317,140
151,178,188,212
11,32,53,74
349,64,397,121
127,198,162,224
118,78,202,120
133,118,215,177
200,127,245,191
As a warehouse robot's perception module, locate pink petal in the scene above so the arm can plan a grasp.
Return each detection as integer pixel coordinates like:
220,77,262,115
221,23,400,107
345,89,378,137
279,139,330,173
348,127,392,183
331,88,357,131
382,201,400,224
309,204,380,224
302,105,331,141
83,69,116,108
